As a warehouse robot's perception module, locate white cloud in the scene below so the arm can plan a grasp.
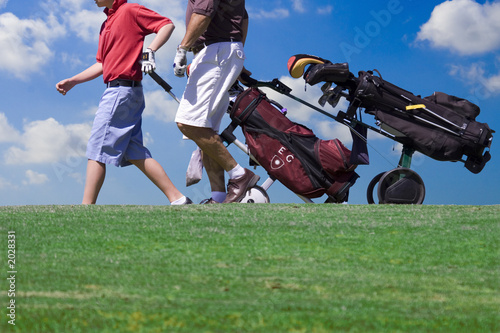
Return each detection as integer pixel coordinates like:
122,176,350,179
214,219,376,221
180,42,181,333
249,8,290,19
143,90,180,123
259,76,357,144
316,120,353,145
68,172,84,184
317,5,333,15
0,12,65,79
0,113,21,143
137,0,186,21
4,118,91,165
23,170,49,185
250,75,392,149
264,76,332,123
0,0,184,79
292,0,306,13
58,0,87,11
417,0,500,55
60,52,86,70
65,9,104,43
143,131,154,147
449,62,500,96
0,177,14,190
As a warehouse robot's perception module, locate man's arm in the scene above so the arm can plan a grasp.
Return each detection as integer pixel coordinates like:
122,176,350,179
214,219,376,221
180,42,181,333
173,13,211,77
56,62,103,95
241,16,248,46
179,13,212,49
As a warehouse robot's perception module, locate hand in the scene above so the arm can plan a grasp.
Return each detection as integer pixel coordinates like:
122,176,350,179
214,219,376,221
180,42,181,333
56,79,75,96
238,67,253,85
140,48,156,74
173,45,187,77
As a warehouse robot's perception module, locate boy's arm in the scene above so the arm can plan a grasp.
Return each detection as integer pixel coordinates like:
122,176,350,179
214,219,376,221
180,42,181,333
141,23,175,74
56,62,103,95
147,23,175,52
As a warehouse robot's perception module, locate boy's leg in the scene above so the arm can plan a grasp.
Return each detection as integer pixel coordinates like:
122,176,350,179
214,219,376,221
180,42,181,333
130,158,184,203
82,159,106,204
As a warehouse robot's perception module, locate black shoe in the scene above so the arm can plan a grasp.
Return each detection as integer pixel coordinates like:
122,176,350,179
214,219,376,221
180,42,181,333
200,198,219,204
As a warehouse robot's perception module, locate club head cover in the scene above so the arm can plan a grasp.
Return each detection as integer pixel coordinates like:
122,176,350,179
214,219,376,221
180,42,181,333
287,54,330,79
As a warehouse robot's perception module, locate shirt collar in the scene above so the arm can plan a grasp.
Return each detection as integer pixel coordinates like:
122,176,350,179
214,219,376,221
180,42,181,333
104,0,127,17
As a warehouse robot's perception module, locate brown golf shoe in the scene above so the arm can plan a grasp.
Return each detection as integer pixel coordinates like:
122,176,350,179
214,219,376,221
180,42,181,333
222,169,260,203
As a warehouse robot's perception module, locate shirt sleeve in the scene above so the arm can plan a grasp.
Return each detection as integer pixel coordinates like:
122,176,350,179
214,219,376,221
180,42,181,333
192,0,219,18
135,6,173,34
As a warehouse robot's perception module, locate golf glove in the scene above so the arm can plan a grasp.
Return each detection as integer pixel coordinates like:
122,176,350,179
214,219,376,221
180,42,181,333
141,48,156,74
173,45,187,77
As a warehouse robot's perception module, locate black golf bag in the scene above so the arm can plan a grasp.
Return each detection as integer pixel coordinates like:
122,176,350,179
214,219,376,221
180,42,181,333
290,54,494,174
224,87,359,203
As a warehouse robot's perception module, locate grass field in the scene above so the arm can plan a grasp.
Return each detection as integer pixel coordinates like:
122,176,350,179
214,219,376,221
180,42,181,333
0,204,499,332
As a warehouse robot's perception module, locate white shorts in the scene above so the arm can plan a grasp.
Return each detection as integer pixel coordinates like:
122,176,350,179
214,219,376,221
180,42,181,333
175,41,245,132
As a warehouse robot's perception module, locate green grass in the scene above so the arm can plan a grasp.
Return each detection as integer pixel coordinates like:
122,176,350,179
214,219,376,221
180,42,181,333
0,204,499,332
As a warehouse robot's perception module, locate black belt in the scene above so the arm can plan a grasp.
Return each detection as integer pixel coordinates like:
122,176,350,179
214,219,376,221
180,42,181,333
190,38,239,54
106,79,142,88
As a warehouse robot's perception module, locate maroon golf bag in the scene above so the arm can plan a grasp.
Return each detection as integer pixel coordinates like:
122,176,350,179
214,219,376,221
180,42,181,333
226,87,359,202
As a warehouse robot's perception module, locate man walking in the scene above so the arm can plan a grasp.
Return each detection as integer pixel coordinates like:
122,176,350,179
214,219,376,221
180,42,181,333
173,0,259,204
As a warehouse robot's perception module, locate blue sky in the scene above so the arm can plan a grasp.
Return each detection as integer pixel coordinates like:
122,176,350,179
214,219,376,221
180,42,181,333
0,0,499,206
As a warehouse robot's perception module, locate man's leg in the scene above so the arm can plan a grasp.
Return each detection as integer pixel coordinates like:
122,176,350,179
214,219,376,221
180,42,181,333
177,124,237,171
177,124,259,203
82,160,106,204
130,158,187,204
202,152,226,202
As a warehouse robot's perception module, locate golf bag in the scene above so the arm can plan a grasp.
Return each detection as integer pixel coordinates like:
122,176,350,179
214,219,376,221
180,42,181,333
293,55,494,174
226,87,359,202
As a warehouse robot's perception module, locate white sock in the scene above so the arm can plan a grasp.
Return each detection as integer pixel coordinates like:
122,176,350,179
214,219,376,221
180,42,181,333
212,191,226,203
228,164,245,179
171,196,187,205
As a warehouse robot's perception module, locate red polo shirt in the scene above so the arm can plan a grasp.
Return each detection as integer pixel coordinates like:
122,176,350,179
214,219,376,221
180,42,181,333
97,0,172,83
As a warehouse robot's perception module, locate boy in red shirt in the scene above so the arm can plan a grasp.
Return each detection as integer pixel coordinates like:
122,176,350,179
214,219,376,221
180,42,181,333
56,0,191,205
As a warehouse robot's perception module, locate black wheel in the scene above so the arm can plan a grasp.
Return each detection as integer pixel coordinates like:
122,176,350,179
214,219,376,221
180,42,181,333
366,172,385,204
377,168,425,204
239,186,270,203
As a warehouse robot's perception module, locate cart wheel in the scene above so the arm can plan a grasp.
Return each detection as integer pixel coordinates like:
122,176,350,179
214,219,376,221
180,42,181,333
366,172,385,204
377,168,425,204
239,186,270,203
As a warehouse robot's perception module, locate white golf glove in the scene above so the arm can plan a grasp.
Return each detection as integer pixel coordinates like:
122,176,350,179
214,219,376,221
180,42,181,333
173,45,187,77
141,48,156,74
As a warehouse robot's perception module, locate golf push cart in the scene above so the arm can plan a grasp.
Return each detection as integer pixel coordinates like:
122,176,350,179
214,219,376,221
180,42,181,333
148,54,494,205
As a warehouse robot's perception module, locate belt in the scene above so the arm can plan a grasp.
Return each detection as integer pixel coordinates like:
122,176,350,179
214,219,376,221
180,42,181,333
106,79,142,88
190,38,239,54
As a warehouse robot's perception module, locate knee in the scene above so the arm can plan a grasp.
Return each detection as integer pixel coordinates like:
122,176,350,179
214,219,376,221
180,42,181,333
177,122,190,137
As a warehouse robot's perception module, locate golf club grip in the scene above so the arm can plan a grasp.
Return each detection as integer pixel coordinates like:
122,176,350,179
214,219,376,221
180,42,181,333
240,72,259,87
149,71,173,92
